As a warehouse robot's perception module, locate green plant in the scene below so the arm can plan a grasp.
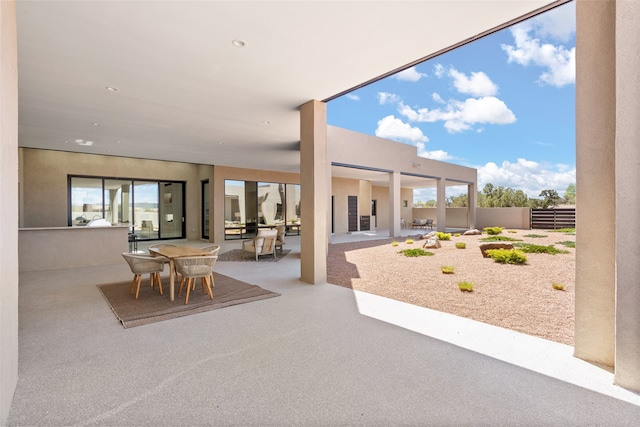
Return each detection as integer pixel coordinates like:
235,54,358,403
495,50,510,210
405,238,414,244
507,229,517,233
458,281,473,292
480,236,521,242
513,243,569,255
391,241,399,247
484,226,504,235
556,241,575,248
524,234,547,238
552,283,566,291
398,248,434,257
454,233,461,237
441,266,455,274
455,242,466,249
486,248,528,264
550,228,575,234
435,232,451,241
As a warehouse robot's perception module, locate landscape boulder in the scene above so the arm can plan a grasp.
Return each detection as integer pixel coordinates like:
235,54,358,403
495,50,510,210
479,243,514,258
423,237,441,249
463,229,482,235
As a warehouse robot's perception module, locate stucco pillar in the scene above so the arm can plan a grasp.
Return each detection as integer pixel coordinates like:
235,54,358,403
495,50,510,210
467,183,476,229
0,0,19,424
436,178,446,232
299,100,328,284
614,0,640,392
389,171,401,237
574,0,616,367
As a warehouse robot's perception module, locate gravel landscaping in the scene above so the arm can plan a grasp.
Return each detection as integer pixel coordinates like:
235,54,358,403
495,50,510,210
327,229,576,346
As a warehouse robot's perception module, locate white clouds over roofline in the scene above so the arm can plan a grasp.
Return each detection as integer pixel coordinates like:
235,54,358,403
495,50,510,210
375,115,428,144
392,66,427,82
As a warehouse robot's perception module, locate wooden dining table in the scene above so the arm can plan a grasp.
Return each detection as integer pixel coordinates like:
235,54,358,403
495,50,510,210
148,245,212,301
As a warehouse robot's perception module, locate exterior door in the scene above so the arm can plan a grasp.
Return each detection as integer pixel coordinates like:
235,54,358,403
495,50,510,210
348,196,358,232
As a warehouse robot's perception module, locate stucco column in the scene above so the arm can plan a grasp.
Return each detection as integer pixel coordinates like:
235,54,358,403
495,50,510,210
436,178,446,231
299,100,328,284
467,183,476,229
389,171,401,237
574,0,616,367
614,0,640,392
0,0,19,424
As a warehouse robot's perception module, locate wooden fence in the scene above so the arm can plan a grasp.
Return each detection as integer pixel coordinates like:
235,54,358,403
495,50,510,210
530,208,576,229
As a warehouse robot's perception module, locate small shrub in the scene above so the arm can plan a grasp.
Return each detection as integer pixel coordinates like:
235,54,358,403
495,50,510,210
550,228,576,235
391,241,399,247
398,248,434,257
484,226,504,235
436,232,451,241
480,236,521,242
556,240,575,248
454,233,461,237
458,281,473,292
455,242,466,249
507,229,518,233
524,234,547,238
552,283,566,291
405,238,414,244
486,248,528,264
441,266,455,274
513,243,569,255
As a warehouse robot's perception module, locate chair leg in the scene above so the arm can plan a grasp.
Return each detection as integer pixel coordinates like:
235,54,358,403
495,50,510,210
210,273,215,288
155,273,163,296
185,278,193,304
178,276,186,297
129,275,139,295
204,276,214,300
135,275,142,299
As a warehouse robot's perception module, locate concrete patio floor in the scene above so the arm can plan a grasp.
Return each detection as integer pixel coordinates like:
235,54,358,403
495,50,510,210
7,232,640,426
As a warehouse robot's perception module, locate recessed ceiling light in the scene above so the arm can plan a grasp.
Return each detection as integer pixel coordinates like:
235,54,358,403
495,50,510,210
262,120,271,125
75,138,84,143
218,141,224,145
231,39,245,48
105,86,118,92
92,122,101,126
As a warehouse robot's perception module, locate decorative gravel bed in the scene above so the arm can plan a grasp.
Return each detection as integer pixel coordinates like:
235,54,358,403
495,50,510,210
327,229,576,345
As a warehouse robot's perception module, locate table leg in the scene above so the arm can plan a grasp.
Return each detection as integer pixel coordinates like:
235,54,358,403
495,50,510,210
169,259,175,301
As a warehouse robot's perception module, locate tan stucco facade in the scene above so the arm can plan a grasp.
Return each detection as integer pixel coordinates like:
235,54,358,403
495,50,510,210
0,1,19,423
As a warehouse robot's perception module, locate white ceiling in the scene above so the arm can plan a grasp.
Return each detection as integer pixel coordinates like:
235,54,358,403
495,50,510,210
16,0,565,178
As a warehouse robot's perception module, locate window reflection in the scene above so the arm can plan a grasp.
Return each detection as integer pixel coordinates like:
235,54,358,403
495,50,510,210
224,180,300,239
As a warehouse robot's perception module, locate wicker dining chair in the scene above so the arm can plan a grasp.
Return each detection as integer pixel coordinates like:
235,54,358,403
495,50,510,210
121,252,165,299
198,245,221,289
175,256,218,304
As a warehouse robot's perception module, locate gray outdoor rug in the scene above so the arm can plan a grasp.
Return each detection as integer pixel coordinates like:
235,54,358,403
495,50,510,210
217,249,291,262
97,273,280,328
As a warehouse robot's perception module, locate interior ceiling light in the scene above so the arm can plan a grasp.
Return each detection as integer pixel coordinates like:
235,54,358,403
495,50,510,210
105,86,118,91
262,120,271,125
92,122,101,126
231,39,245,47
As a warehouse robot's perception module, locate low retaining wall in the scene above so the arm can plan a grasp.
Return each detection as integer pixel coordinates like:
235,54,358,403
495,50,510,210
19,226,129,272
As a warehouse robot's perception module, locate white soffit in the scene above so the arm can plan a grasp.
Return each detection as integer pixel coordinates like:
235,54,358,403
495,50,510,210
16,1,566,173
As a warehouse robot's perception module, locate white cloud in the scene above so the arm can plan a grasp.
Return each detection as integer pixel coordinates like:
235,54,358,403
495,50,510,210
346,93,360,101
399,96,516,133
375,115,428,144
432,92,445,104
422,149,453,161
476,158,576,197
392,66,427,82
433,63,445,78
377,92,401,105
501,3,575,88
449,68,498,96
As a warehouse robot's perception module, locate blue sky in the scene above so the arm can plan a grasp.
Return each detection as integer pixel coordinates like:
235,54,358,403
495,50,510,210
327,2,575,203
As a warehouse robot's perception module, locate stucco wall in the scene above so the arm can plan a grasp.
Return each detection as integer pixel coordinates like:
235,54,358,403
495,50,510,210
476,207,531,230
19,148,211,240
0,1,18,423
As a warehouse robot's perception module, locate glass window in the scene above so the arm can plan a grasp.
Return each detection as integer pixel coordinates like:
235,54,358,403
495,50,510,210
69,175,185,241
224,180,300,240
